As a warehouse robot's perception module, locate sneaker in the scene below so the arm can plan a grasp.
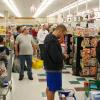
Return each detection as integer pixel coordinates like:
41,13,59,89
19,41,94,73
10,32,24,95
19,75,24,80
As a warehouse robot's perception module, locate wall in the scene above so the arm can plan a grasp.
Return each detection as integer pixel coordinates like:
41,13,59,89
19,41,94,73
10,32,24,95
15,18,47,25
0,17,47,25
47,17,57,23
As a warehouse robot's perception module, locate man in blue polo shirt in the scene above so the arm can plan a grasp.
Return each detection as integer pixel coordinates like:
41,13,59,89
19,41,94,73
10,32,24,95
44,24,67,100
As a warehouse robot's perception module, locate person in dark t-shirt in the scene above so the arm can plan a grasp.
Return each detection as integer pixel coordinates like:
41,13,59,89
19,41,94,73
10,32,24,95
44,24,67,100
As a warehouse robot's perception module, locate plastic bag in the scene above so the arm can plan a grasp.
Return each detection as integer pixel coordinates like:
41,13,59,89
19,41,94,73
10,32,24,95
12,56,20,73
32,57,43,69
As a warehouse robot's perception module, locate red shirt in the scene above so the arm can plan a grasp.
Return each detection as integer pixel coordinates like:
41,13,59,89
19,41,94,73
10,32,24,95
32,29,37,37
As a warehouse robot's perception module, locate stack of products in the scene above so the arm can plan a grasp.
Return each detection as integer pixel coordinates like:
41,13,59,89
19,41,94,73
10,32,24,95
0,26,6,35
81,37,97,76
72,26,98,76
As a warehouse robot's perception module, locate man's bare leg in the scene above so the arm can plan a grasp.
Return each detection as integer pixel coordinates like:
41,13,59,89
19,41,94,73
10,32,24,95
46,87,55,100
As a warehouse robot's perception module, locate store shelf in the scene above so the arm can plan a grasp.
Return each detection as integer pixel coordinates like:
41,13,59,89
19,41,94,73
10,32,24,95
84,46,95,48
84,36,96,38
80,74,96,77
82,66,96,67
0,34,6,36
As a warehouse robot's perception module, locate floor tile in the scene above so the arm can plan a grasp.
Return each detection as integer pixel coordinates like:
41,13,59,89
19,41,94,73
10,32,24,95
38,74,46,76
74,87,85,91
42,92,46,97
76,78,86,81
6,68,94,100
69,81,80,84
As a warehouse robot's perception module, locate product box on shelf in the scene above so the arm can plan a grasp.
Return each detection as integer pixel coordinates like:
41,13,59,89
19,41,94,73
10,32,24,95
90,67,96,76
0,26,6,35
82,67,90,76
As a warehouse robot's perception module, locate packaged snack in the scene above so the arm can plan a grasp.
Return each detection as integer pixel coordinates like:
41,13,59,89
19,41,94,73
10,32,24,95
90,67,96,75
91,48,96,57
90,38,97,47
82,67,89,76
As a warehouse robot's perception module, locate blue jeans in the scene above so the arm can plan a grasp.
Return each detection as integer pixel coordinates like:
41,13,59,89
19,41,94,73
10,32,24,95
19,55,32,77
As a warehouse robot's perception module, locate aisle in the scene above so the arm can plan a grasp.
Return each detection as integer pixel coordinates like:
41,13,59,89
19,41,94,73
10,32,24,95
6,68,93,100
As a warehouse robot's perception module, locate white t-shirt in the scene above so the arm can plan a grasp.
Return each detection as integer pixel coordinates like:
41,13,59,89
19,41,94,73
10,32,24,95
37,29,49,44
16,34,35,55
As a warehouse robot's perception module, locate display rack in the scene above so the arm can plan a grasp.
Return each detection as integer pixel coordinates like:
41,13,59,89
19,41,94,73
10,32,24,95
72,27,98,77
72,36,83,76
0,15,13,100
80,36,97,77
65,34,73,65
0,52,13,100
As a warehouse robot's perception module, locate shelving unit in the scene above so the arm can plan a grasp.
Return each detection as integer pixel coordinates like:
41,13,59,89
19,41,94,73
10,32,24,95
80,36,97,77
72,36,83,76
64,34,73,66
72,26,98,77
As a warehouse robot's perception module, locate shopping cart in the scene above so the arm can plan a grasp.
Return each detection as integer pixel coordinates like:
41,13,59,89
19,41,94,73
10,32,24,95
0,52,13,100
58,89,77,100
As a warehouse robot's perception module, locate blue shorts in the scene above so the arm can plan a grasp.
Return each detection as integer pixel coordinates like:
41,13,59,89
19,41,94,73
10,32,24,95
46,71,62,92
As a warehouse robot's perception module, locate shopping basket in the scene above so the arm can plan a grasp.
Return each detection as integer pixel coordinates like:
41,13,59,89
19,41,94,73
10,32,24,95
58,89,77,100
32,57,43,69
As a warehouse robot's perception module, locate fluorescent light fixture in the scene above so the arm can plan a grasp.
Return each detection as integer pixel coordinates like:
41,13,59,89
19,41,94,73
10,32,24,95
47,0,92,17
3,0,21,17
33,0,55,18
0,13,4,17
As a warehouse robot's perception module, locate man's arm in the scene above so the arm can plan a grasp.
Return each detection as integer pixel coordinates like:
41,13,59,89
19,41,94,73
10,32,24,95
31,36,37,55
14,43,19,56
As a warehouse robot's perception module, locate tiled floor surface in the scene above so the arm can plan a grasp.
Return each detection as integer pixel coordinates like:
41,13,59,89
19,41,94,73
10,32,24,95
1,68,93,100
